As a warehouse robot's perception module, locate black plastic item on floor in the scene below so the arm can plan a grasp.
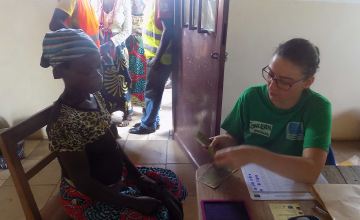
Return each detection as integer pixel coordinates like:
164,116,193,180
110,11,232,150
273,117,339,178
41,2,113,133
0,128,25,169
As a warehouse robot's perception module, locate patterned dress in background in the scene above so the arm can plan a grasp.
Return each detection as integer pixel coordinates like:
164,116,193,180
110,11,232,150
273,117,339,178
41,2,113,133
127,15,147,107
92,0,134,116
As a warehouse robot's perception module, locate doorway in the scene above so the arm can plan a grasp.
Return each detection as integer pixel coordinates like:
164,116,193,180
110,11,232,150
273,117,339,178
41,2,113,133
173,0,230,167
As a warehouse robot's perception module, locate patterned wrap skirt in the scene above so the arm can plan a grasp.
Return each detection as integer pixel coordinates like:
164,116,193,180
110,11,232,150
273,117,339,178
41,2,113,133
59,166,188,220
126,37,147,107
100,42,133,116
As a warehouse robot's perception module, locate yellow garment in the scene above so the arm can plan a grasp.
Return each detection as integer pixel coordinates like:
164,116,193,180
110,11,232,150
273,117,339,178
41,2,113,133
142,0,172,65
57,0,79,29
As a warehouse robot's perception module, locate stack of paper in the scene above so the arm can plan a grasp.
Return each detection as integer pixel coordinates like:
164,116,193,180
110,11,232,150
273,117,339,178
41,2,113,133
241,164,328,200
310,184,360,220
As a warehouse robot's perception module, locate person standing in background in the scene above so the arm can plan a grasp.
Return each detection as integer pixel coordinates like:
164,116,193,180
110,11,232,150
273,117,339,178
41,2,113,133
130,0,173,134
92,0,135,127
49,0,100,48
126,0,148,113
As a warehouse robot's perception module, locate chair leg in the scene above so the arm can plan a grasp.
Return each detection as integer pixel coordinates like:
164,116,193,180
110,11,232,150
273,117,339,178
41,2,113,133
0,136,41,220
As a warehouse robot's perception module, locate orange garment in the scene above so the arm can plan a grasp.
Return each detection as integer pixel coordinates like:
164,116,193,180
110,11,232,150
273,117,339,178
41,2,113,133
57,0,100,48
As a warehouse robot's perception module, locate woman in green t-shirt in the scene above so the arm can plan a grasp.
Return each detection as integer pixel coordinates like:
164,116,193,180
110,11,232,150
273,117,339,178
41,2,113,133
206,38,331,184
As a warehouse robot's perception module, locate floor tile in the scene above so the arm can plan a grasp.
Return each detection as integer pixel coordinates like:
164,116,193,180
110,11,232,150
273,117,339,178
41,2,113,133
52,180,61,197
29,160,61,186
0,180,5,188
148,129,170,140
166,164,196,196
0,168,11,180
331,141,360,161
334,154,345,164
0,185,55,220
117,127,130,140
23,140,41,157
161,89,172,109
5,160,61,186
124,140,167,164
47,196,54,203
117,140,126,149
159,111,172,125
330,146,339,155
167,140,190,164
127,133,149,140
3,159,39,185
183,195,199,220
26,140,51,160
128,113,143,128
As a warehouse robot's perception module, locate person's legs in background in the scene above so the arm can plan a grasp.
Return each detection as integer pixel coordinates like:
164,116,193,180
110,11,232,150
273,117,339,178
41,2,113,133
129,58,172,134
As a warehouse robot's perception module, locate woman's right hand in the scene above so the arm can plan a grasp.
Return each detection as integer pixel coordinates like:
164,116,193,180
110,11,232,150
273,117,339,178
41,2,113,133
135,196,162,215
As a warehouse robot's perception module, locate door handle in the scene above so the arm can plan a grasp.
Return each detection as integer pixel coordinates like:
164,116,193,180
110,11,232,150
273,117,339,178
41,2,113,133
211,52,228,61
211,53,219,59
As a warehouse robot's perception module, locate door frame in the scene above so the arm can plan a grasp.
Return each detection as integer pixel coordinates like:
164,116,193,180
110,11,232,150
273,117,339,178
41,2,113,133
172,0,230,168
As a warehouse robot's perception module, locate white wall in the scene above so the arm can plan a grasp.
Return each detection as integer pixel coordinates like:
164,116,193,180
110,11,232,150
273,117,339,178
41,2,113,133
0,0,63,138
222,0,360,140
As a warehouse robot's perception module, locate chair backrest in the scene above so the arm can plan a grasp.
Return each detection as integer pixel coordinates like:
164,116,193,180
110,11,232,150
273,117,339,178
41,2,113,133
325,146,336,166
0,105,56,220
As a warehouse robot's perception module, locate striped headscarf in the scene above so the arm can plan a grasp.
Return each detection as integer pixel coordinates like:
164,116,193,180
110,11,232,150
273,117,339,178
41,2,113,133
41,29,99,68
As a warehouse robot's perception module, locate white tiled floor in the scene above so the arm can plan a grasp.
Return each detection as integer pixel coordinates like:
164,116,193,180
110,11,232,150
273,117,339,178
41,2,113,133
0,89,199,220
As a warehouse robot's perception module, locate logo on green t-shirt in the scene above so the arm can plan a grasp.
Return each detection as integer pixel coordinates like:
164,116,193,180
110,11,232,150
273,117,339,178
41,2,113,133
249,121,273,137
286,122,304,140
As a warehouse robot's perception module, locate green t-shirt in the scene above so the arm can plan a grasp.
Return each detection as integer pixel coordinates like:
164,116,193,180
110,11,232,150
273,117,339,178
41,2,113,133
221,84,331,157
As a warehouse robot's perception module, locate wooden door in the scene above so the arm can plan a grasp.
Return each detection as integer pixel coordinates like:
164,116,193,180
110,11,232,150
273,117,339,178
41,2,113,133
173,0,229,167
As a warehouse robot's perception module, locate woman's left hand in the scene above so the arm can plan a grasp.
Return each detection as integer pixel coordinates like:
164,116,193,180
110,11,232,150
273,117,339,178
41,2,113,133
137,176,160,198
214,145,258,169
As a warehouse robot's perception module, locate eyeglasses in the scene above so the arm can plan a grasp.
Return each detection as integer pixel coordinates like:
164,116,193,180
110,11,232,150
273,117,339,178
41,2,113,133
262,65,308,91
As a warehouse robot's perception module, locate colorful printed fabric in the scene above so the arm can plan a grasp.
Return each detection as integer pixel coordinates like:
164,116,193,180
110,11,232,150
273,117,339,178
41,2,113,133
127,36,147,107
60,165,188,220
100,42,133,116
42,29,99,67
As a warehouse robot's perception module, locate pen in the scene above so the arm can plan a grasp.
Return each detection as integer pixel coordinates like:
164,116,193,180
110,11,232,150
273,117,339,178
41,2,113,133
313,206,330,217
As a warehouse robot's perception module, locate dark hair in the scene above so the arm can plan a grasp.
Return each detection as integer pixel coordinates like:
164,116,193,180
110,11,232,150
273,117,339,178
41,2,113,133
274,38,320,77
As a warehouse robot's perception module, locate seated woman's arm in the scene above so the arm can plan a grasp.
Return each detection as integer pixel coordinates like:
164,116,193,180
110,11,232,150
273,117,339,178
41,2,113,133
116,141,160,197
215,146,327,184
116,141,143,179
57,151,161,214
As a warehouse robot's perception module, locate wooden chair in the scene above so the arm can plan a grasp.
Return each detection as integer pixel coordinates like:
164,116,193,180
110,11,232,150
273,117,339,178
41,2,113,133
0,105,71,220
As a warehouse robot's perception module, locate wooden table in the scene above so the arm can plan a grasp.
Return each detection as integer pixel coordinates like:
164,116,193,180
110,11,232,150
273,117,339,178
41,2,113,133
196,165,360,220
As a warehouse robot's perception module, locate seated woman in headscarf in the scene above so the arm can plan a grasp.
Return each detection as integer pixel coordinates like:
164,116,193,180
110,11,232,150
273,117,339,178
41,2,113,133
41,29,187,220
